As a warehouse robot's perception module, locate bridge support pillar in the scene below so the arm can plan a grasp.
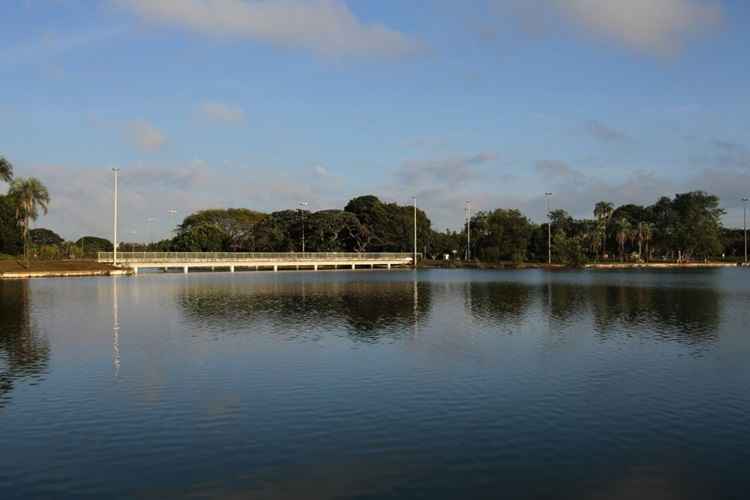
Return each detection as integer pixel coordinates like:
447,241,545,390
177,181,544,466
351,264,356,270
133,267,139,275
314,265,318,271
387,263,391,270
183,266,189,274
274,265,278,272
230,266,235,273
370,264,374,269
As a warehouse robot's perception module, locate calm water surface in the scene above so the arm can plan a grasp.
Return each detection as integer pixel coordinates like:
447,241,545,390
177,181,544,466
1,269,749,499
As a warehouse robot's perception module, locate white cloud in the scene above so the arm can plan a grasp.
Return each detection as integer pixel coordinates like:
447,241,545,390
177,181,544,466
127,120,168,152
313,164,331,178
493,0,722,55
0,26,128,66
117,0,421,58
199,101,246,124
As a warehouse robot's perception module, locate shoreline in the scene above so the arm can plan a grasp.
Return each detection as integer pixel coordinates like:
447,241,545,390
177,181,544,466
421,260,745,271
1,259,746,280
0,260,133,280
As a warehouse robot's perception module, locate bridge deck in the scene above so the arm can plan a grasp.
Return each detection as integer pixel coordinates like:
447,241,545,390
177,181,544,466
98,252,414,274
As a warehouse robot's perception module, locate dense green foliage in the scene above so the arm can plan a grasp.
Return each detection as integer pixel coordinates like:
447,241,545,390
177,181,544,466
166,197,432,254
0,195,22,255
30,228,64,246
76,236,113,257
0,156,13,183
471,209,533,262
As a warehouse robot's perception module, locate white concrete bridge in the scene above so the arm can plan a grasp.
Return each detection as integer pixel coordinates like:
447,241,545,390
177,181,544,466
98,252,414,274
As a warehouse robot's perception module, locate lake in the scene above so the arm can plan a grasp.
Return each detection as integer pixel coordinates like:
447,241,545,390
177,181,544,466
1,269,749,499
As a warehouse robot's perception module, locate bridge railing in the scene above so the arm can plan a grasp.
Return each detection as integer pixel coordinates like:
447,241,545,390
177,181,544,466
98,252,415,264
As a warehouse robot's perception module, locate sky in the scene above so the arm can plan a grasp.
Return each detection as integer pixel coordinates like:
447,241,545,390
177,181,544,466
1,0,750,241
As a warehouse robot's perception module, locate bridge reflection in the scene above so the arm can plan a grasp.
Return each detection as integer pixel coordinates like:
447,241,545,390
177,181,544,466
177,276,430,340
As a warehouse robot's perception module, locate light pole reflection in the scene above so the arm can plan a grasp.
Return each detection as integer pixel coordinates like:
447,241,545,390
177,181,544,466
413,271,419,338
113,277,120,378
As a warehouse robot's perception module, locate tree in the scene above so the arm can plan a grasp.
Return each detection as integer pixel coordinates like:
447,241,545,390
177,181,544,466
305,210,367,252
344,195,431,253
670,191,724,260
0,195,22,255
636,222,653,261
30,228,63,246
593,201,614,258
76,236,113,258
594,201,614,221
553,230,587,267
8,178,50,264
253,210,300,252
177,208,267,251
549,209,574,235
0,156,13,183
473,209,533,263
171,224,226,252
615,217,632,261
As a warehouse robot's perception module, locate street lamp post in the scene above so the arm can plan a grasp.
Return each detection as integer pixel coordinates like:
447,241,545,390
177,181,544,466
545,192,553,265
298,202,308,253
112,168,119,266
743,198,749,265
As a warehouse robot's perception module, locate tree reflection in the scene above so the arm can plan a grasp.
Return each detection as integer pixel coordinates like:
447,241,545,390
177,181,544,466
177,277,431,340
590,283,720,344
541,282,589,324
466,282,531,326
0,280,49,406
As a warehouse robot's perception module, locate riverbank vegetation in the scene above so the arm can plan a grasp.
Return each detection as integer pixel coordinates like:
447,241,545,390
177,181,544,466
119,191,739,267
0,151,743,268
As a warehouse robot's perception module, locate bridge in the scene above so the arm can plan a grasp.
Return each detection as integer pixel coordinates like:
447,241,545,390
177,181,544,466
98,252,415,274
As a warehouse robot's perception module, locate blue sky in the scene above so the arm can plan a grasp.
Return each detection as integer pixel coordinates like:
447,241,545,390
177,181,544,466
1,0,749,240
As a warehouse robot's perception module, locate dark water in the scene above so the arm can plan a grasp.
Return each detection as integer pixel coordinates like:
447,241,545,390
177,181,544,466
1,269,749,499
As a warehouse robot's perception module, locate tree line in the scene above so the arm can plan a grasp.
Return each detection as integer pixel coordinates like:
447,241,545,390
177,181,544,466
0,153,742,266
121,191,736,266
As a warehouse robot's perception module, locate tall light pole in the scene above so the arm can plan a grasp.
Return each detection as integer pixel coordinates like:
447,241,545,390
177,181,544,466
298,201,308,253
545,192,552,265
413,197,418,268
112,168,119,266
465,201,471,261
743,198,749,265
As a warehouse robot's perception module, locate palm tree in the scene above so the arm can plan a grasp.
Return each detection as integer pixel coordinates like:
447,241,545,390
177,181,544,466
615,217,631,262
594,201,614,221
0,156,13,183
641,222,653,262
9,178,50,264
594,201,614,259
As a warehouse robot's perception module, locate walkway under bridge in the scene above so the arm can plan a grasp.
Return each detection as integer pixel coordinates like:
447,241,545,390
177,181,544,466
98,252,415,274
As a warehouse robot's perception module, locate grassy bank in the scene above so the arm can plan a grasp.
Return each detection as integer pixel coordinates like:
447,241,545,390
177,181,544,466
421,259,743,270
421,260,564,270
0,259,129,279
